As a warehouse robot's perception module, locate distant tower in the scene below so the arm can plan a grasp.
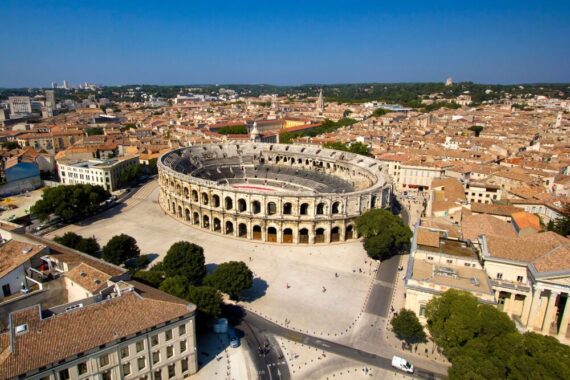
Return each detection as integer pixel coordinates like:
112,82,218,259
555,112,563,128
250,121,261,142
316,89,324,113
445,77,453,86
45,90,56,109
63,80,69,89
51,81,56,89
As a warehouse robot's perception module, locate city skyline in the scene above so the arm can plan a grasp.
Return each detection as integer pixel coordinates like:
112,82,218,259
2,0,570,87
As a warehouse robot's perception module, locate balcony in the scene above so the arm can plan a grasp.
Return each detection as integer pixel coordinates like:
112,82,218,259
490,278,531,293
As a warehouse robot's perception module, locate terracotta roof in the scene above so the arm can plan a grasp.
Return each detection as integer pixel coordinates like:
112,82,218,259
470,203,521,217
461,214,516,242
511,211,541,231
0,291,194,379
66,263,111,294
416,228,440,248
0,240,46,279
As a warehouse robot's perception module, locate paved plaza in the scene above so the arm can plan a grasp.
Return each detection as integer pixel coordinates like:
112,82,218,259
47,181,378,335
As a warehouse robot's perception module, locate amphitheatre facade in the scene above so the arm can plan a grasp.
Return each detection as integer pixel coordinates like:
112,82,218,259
158,143,392,244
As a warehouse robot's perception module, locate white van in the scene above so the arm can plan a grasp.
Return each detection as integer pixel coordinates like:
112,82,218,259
392,356,414,373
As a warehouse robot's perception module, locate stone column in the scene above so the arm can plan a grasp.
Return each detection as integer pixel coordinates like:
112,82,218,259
542,291,559,334
504,292,515,316
557,294,570,338
525,288,543,328
520,292,534,326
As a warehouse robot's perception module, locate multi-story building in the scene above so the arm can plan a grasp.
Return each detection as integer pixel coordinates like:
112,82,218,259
58,155,140,192
17,130,84,154
464,182,502,204
8,96,32,117
376,153,449,192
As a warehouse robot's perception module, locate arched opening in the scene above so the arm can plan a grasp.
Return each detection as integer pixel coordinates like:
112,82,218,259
213,194,221,208
192,190,198,202
332,202,341,214
283,202,292,215
238,199,247,212
203,215,210,228
238,223,247,238
177,206,182,218
283,228,293,243
252,200,261,214
225,197,233,210
371,195,377,208
171,202,176,214
202,192,209,205
213,218,221,232
300,203,309,215
267,227,277,242
252,225,262,240
331,226,340,242
267,202,277,215
185,208,191,221
316,203,325,215
315,228,325,243
345,225,354,240
193,212,199,225
225,221,234,234
176,185,181,195
183,187,189,199
299,228,309,244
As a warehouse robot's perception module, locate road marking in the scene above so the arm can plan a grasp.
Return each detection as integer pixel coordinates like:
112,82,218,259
266,365,273,380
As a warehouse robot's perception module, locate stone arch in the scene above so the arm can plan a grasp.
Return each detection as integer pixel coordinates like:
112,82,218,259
345,225,354,239
213,217,221,232
225,221,234,234
252,225,262,240
171,202,176,214
177,205,183,218
267,202,277,215
267,226,277,242
192,190,198,202
252,200,261,214
331,226,340,242
202,192,209,205
332,201,341,214
315,227,325,243
203,215,210,228
238,223,247,238
283,228,293,243
299,228,309,244
371,195,377,208
316,202,326,215
193,212,199,225
300,203,309,215
283,202,293,215
183,187,190,199
238,199,247,212
213,194,221,208
185,208,191,221
225,197,233,210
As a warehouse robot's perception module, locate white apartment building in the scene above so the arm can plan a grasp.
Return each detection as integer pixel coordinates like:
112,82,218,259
464,182,502,204
58,155,139,192
377,154,449,192
8,96,32,117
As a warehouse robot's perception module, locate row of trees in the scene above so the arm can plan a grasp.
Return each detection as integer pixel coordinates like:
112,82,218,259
279,118,358,143
323,141,370,156
355,209,412,261
31,184,110,221
547,204,570,237
215,125,248,135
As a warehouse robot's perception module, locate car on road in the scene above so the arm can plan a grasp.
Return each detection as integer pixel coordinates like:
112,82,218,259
229,336,240,348
392,355,414,373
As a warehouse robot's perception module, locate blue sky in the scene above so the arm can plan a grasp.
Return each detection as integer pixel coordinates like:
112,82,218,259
1,0,569,87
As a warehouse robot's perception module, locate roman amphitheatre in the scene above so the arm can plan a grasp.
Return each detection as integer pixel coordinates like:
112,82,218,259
158,143,392,244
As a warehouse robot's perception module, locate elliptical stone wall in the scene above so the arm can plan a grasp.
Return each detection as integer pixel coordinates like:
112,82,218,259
158,143,392,244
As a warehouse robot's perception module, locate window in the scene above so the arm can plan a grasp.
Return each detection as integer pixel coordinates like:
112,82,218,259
136,340,144,353
168,364,176,379
446,259,453,264
59,369,70,380
137,357,146,371
427,256,434,261
101,371,112,380
99,353,110,367
179,324,186,336
517,276,524,283
77,362,88,375
123,363,131,376
165,329,172,341
464,263,471,267
151,334,159,346
154,370,162,380
181,358,189,373
166,345,174,358
40,376,51,380
180,340,187,353
121,346,129,359
496,273,503,280
152,351,160,365
419,305,426,316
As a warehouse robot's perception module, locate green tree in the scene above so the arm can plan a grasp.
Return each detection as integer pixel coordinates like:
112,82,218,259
31,184,110,221
204,261,253,300
132,269,165,288
187,285,223,319
85,127,104,136
54,232,100,256
102,234,140,265
371,108,389,117
390,309,427,345
355,209,412,260
469,125,484,137
1,141,20,150
550,204,570,237
163,241,206,285
215,125,248,135
159,275,189,299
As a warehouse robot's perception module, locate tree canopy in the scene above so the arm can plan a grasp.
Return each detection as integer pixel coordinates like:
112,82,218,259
356,208,412,260
426,289,570,380
215,125,248,135
102,234,140,265
469,125,484,137
53,232,100,256
159,275,189,299
323,141,370,156
162,241,206,285
548,204,570,237
187,285,223,320
204,261,253,300
390,309,427,345
31,184,110,221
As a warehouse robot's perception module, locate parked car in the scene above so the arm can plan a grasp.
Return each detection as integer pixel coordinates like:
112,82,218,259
229,336,240,348
392,356,414,373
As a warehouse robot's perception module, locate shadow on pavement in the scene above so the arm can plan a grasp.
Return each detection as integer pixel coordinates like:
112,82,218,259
240,277,268,302
196,330,231,370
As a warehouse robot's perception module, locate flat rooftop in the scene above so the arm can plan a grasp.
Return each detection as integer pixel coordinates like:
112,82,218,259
418,238,477,259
